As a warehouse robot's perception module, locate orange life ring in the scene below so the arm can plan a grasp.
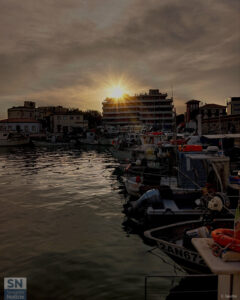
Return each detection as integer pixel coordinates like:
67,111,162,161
211,228,240,253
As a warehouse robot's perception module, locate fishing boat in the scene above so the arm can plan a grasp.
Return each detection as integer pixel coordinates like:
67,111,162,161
78,131,98,145
123,187,234,229
0,132,30,146
124,145,230,197
144,218,234,273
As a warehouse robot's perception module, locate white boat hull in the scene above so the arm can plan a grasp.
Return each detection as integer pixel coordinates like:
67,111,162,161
0,138,30,146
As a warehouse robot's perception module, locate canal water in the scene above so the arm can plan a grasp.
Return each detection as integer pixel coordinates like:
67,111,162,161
0,146,180,299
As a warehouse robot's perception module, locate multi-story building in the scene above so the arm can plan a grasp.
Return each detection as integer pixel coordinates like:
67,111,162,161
51,113,88,133
102,89,174,131
185,100,200,122
202,114,240,134
8,101,36,119
0,118,42,134
37,106,69,120
227,97,240,115
200,104,226,120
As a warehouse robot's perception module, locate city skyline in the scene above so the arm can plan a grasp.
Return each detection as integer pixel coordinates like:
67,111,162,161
0,0,239,119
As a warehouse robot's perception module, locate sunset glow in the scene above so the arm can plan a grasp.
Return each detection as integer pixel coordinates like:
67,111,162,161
108,84,126,98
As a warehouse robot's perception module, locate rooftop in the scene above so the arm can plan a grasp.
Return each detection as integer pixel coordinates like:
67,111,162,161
0,118,40,123
200,104,226,109
186,99,201,104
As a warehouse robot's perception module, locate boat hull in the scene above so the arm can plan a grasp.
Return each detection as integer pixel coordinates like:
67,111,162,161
144,219,234,273
0,138,30,146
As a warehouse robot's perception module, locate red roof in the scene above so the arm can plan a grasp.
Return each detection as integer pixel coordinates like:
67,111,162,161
0,118,40,123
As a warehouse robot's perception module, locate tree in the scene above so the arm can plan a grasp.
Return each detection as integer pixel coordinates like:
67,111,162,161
83,110,102,129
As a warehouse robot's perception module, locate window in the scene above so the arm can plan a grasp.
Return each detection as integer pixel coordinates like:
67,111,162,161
24,125,29,132
70,116,74,120
63,116,67,120
32,126,36,131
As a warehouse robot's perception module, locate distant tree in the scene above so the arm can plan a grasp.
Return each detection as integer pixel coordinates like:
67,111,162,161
83,110,102,129
69,108,83,114
176,114,185,126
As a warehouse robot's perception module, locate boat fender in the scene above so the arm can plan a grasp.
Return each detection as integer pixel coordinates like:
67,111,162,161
136,176,141,183
212,229,240,253
186,226,210,239
208,196,223,212
136,159,141,166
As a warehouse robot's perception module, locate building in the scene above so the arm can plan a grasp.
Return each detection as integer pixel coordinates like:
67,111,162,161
37,106,69,120
185,100,200,122
202,114,240,134
102,89,174,131
227,97,240,115
0,118,42,134
51,113,88,133
8,101,36,119
200,104,226,120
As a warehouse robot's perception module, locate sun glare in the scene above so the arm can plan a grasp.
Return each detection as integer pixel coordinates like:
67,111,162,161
108,84,126,98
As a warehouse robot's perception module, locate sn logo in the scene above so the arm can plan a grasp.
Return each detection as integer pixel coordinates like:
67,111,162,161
4,277,27,290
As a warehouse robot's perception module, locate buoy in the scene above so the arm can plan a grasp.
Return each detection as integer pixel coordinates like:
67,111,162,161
136,176,141,183
136,159,141,166
212,229,240,253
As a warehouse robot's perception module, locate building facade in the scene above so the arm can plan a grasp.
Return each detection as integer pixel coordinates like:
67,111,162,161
200,104,226,120
202,114,240,134
102,89,174,131
0,118,42,134
37,106,69,120
227,97,240,115
51,113,88,133
8,101,36,119
185,100,200,122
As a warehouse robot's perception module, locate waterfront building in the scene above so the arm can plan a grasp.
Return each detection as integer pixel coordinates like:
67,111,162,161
51,113,88,133
202,113,240,134
102,89,174,131
37,106,69,120
227,97,240,115
0,118,42,134
185,100,200,122
200,104,226,120
8,101,36,119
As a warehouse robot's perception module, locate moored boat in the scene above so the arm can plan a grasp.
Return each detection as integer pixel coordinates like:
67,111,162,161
0,132,30,146
144,218,234,273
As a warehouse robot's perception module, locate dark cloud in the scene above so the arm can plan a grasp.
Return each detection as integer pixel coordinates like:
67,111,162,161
0,0,239,118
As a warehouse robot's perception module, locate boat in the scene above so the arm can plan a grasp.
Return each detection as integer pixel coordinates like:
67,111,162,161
124,145,230,197
0,132,30,146
144,218,234,273
123,187,235,229
78,131,99,145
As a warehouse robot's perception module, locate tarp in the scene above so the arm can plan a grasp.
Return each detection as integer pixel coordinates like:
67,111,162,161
203,134,240,139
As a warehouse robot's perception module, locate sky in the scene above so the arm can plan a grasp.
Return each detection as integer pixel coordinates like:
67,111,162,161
0,0,239,118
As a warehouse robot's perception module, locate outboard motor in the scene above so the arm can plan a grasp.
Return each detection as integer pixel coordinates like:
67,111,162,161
126,189,162,217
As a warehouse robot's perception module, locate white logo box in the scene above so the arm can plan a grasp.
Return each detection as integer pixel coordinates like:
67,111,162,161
4,278,27,290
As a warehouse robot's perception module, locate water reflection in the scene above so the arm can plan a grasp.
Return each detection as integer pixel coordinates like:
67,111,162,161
0,146,178,299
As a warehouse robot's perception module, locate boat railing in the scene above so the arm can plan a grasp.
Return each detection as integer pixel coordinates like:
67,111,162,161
144,274,217,300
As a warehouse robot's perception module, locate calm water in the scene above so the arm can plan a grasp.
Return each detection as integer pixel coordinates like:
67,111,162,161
0,146,180,299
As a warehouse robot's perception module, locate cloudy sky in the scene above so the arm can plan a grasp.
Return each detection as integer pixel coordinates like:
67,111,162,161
0,0,239,118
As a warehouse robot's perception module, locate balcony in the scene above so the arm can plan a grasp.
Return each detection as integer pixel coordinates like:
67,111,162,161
139,116,174,120
103,115,139,120
103,110,139,114
139,111,174,115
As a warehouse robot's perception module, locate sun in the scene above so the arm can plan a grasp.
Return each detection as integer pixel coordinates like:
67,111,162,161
108,84,126,98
